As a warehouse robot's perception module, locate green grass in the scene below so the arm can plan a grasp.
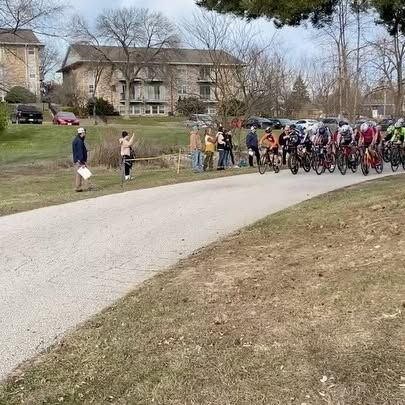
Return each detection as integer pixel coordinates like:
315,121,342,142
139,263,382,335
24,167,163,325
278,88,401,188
0,165,254,217
1,176,404,404
0,124,190,166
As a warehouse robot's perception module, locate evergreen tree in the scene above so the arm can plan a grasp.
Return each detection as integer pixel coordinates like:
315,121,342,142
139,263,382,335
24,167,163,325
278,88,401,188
285,75,310,115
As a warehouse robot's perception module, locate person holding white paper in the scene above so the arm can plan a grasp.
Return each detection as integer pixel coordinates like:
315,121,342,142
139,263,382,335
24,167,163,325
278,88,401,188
72,127,89,192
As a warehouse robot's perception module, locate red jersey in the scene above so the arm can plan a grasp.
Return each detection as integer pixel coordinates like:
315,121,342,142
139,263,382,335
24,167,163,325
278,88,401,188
362,128,375,144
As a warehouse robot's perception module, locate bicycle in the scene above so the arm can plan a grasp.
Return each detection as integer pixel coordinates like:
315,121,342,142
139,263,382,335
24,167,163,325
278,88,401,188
382,140,392,163
360,145,383,176
313,144,336,175
258,147,281,174
390,142,405,172
337,143,359,175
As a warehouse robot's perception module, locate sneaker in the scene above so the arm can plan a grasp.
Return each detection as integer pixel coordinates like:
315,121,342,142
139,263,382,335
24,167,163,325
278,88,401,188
125,175,131,180
234,165,240,169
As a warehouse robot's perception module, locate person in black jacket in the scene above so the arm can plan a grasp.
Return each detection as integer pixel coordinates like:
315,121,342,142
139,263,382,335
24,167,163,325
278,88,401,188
72,127,88,192
278,125,291,165
246,126,260,167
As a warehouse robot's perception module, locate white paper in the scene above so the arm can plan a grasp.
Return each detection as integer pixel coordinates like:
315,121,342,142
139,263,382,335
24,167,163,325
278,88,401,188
77,166,92,180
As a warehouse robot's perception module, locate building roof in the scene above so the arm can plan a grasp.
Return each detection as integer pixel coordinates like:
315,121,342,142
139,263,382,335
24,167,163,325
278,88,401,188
0,29,42,45
60,43,242,71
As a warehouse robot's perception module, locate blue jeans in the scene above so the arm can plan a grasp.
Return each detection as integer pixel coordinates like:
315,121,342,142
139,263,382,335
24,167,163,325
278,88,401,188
191,150,203,172
218,149,226,169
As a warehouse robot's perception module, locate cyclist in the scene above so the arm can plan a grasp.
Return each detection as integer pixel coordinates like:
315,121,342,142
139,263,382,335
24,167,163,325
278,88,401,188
337,124,354,146
387,121,405,143
314,123,331,147
359,122,377,158
259,127,280,165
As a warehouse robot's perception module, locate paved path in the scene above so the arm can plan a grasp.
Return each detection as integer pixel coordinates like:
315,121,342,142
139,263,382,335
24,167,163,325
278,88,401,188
0,170,396,379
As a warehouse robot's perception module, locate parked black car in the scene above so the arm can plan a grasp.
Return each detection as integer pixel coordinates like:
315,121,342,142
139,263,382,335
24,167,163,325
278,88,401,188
11,105,43,124
268,118,283,129
245,117,274,129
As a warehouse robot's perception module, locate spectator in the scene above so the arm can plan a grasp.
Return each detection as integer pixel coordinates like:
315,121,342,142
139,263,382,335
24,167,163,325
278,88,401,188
279,125,290,165
216,126,226,170
203,128,216,171
190,126,203,173
72,127,88,192
224,129,237,168
246,126,260,167
119,131,135,180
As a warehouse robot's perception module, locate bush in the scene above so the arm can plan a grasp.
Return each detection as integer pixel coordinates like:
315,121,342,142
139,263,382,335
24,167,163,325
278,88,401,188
87,98,116,116
176,97,206,116
91,131,174,169
5,86,36,104
0,102,8,130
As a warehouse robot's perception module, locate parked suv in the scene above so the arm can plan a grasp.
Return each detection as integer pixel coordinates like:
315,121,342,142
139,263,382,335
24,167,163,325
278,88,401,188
11,105,43,124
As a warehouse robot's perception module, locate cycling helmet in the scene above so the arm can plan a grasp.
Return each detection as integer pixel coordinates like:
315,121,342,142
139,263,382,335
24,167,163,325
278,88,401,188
319,127,327,135
395,121,402,128
290,124,297,130
265,127,272,134
340,124,351,134
360,123,369,133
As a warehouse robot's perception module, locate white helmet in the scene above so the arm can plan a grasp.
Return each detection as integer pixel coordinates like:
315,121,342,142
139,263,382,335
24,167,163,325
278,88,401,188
340,124,351,134
360,123,369,133
395,121,402,128
78,127,85,134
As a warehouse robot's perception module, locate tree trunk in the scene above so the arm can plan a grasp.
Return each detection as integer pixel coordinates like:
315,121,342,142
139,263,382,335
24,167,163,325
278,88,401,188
124,78,130,120
93,98,97,125
354,7,361,119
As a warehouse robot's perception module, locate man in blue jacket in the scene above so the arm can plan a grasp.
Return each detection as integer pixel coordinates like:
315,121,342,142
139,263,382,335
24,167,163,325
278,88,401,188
72,127,88,192
246,126,260,167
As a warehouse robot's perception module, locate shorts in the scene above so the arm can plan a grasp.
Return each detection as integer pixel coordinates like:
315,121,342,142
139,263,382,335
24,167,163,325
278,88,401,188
364,140,373,148
341,138,352,146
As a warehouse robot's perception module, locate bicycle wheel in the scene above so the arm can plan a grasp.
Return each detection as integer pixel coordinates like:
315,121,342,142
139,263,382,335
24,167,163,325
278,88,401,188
314,156,325,175
302,154,311,172
361,153,370,176
288,154,299,175
383,146,391,163
375,152,384,174
327,153,336,173
258,155,269,175
391,147,400,172
350,149,359,173
337,153,348,175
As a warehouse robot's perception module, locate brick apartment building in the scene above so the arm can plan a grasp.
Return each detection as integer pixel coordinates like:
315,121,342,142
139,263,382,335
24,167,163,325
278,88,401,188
0,29,42,100
60,44,241,116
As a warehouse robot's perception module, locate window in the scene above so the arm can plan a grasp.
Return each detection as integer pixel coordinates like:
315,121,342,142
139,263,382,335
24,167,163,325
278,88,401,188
30,73,36,79
199,66,211,80
89,84,95,96
131,105,141,115
200,84,211,100
152,105,158,114
178,84,187,96
158,105,165,115
145,105,151,114
28,48,35,55
147,84,161,101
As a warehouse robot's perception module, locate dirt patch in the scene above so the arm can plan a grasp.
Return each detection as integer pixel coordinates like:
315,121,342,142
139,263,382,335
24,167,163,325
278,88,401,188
0,176,404,404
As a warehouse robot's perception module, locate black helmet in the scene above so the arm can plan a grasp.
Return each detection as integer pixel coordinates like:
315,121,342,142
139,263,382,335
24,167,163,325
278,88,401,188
265,127,272,134
319,127,326,135
290,124,296,130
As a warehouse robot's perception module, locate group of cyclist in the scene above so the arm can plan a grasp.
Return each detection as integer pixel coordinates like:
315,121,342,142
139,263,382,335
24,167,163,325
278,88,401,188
257,117,405,175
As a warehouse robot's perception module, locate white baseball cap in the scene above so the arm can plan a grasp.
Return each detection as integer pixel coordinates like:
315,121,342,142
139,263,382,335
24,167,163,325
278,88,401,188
78,127,85,134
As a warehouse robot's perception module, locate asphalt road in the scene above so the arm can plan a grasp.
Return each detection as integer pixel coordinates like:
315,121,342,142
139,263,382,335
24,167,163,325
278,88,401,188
0,170,396,379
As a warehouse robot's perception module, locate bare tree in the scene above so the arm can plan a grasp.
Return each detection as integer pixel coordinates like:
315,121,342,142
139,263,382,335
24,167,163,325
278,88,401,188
71,7,179,119
40,42,60,80
369,33,405,116
0,0,64,35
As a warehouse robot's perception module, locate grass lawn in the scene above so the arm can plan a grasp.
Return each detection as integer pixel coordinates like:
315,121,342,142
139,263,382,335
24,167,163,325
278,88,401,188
1,176,404,404
0,165,254,217
0,124,190,166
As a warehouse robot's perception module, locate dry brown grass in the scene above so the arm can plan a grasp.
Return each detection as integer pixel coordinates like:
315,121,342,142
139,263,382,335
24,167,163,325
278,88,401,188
0,176,405,404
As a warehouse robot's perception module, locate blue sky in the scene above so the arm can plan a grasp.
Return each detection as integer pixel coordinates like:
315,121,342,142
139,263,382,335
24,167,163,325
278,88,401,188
68,0,316,58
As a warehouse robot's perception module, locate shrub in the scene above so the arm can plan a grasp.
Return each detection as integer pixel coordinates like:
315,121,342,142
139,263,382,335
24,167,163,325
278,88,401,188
0,102,8,130
87,98,116,116
176,96,206,116
5,86,36,104
91,131,174,169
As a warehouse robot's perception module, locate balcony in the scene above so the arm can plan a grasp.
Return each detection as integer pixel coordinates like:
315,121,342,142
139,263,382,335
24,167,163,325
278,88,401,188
197,77,214,83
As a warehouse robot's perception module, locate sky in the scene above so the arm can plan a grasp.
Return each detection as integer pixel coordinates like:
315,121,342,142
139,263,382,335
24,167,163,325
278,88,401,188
67,0,317,58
